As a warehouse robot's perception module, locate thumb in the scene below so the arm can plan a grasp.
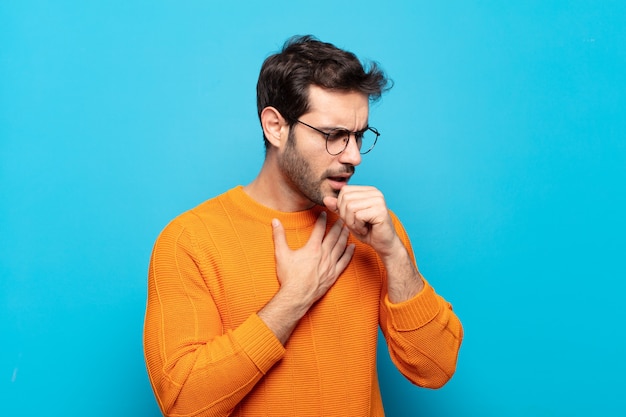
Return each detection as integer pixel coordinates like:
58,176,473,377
271,218,288,254
323,196,338,213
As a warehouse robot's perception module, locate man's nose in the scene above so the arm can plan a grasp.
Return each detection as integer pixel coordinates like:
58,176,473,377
338,135,362,166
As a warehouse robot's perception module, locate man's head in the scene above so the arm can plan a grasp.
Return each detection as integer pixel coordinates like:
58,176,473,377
257,35,391,149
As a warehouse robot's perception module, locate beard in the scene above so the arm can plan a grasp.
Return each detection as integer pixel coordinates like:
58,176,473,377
278,129,354,207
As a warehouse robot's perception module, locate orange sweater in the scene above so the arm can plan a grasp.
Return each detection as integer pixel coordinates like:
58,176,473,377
144,186,463,417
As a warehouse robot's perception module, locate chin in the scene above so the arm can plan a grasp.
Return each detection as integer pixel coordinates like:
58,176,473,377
322,185,340,199
309,190,333,207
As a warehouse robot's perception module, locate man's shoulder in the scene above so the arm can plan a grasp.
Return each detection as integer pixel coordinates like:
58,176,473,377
170,187,236,227
153,185,266,253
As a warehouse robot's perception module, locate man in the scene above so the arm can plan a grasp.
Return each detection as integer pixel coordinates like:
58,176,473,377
144,35,463,417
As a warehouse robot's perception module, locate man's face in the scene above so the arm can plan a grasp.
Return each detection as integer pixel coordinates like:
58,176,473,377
278,86,369,207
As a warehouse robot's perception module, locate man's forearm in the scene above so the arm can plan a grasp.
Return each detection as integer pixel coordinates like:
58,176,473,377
257,288,311,345
380,238,424,303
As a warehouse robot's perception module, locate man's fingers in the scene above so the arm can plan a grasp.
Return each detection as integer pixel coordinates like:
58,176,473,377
334,187,388,237
271,218,288,255
351,207,381,236
322,216,344,246
307,211,328,245
329,223,351,260
350,219,370,237
335,243,355,273
323,196,338,213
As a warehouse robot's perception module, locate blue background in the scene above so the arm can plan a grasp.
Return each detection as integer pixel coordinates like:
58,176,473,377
2,1,625,416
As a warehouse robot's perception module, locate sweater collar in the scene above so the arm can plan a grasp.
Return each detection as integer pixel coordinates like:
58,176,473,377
226,186,331,230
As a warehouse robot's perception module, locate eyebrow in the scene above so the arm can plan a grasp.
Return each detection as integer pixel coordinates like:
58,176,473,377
321,125,370,133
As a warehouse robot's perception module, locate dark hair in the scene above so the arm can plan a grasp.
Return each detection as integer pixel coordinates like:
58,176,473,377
256,35,392,148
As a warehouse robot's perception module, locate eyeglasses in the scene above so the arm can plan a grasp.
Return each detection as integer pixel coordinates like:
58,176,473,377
295,120,380,155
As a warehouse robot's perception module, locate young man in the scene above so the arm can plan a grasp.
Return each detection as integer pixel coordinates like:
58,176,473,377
144,35,463,417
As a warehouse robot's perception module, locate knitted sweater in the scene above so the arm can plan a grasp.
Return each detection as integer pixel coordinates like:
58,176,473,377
144,186,463,417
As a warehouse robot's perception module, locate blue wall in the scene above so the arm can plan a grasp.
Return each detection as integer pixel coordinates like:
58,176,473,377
2,1,625,415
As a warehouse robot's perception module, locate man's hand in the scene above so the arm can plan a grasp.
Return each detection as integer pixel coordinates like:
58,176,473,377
272,212,354,306
324,185,424,303
323,185,402,259
259,212,355,344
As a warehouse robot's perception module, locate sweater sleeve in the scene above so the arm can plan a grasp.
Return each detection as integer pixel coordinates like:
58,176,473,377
378,214,463,389
143,219,285,417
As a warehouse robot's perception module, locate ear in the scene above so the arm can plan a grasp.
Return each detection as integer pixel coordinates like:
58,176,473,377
261,106,288,149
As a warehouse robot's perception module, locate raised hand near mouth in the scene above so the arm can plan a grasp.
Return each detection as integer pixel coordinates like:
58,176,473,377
324,185,424,303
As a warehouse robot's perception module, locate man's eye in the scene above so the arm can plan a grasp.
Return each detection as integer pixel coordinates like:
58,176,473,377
327,130,349,142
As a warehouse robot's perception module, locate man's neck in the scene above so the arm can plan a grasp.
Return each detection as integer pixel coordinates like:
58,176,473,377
243,160,315,213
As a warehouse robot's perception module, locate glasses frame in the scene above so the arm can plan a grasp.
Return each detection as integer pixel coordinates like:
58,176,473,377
295,119,380,155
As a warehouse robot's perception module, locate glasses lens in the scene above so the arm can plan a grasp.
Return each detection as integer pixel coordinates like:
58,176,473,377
358,129,378,154
326,129,350,155
325,128,379,155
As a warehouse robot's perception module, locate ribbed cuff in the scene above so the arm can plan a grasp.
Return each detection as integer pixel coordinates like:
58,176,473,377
233,314,286,374
384,280,442,331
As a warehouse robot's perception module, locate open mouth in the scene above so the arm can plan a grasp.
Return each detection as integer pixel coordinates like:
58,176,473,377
327,175,351,190
325,167,354,190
